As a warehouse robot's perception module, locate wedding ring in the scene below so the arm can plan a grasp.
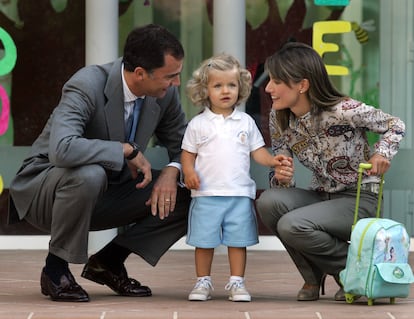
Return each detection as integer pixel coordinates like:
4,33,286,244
165,199,171,202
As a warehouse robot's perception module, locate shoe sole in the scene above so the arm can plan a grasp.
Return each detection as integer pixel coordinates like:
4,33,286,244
297,296,319,301
41,288,89,302
229,296,251,302
188,294,211,301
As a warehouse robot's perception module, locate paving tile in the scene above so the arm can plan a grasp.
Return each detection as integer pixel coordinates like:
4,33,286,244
0,250,413,318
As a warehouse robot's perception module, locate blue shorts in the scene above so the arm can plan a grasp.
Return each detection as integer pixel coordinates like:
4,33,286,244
186,196,259,248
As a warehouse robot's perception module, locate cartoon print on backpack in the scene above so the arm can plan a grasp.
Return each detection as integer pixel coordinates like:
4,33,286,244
373,227,410,264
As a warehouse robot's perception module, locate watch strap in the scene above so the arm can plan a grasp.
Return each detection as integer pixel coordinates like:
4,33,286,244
126,142,140,160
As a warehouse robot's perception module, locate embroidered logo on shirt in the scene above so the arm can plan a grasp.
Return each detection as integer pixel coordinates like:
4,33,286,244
237,131,249,144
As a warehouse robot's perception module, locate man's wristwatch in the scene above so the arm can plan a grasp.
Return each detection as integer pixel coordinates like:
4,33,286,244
126,142,141,160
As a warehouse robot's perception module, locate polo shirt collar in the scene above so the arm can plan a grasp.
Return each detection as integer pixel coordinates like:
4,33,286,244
204,106,242,120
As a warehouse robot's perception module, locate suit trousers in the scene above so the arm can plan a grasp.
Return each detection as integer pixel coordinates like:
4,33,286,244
24,164,190,265
256,187,380,285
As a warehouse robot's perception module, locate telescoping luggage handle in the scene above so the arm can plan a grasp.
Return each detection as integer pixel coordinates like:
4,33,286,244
352,163,385,229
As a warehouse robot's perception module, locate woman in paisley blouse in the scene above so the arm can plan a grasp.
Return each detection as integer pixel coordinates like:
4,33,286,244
256,42,405,302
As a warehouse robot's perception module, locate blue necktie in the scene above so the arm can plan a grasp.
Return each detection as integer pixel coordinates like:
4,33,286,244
126,98,143,142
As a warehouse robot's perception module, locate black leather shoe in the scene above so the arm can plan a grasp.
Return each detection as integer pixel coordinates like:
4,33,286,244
81,255,152,297
40,268,89,302
332,274,345,301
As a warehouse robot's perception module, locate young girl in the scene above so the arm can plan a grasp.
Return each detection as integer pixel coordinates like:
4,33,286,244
181,54,280,302
256,42,405,301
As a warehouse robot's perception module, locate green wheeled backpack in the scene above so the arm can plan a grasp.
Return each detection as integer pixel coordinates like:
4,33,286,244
339,163,414,305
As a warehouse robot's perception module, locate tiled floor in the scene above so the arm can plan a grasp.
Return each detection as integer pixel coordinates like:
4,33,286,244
0,250,413,319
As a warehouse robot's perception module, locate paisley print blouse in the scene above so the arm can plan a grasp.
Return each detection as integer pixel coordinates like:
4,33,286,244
269,98,405,192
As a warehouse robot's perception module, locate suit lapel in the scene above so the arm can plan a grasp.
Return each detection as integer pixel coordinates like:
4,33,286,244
100,59,161,149
103,59,125,141
105,97,124,141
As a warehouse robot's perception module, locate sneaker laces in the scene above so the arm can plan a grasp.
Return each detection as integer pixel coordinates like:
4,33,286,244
225,280,245,291
194,278,214,291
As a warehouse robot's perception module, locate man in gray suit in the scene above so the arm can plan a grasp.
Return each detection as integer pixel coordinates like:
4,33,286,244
8,24,190,302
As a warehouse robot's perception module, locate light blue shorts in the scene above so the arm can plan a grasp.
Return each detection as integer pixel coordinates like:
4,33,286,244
186,196,259,248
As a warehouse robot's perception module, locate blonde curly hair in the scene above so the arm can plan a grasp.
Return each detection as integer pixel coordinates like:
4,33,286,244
186,53,252,108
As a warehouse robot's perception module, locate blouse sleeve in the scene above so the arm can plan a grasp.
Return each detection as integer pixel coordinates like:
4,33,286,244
268,109,295,188
343,100,405,161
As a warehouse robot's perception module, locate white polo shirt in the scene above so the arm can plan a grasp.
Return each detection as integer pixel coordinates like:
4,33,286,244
182,107,265,199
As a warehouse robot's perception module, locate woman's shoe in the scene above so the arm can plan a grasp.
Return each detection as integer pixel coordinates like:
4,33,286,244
332,274,361,302
334,287,346,301
297,283,320,301
320,273,327,295
332,274,346,301
297,274,326,301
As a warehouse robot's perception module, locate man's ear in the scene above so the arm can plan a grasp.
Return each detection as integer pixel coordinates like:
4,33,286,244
134,67,146,80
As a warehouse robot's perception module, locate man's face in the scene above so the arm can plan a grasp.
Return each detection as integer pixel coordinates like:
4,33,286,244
139,54,183,98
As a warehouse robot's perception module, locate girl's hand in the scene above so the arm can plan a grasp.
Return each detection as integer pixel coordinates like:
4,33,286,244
184,171,200,190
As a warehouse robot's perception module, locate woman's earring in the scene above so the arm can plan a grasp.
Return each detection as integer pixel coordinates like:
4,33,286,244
299,90,303,94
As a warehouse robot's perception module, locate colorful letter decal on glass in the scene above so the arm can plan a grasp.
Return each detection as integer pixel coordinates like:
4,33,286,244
315,0,349,6
0,85,9,135
0,27,17,76
313,21,352,76
0,27,17,137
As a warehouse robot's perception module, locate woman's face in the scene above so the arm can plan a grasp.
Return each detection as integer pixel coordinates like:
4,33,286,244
265,76,309,116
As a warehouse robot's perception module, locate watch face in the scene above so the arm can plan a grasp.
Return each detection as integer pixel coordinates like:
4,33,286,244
129,142,137,150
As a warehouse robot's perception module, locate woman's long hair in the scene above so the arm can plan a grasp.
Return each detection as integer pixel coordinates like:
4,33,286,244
265,42,346,131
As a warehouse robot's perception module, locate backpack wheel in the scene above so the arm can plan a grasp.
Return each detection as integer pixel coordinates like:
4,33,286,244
345,293,355,303
368,298,374,306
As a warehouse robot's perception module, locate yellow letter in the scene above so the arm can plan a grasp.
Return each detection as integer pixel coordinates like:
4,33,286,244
313,21,352,75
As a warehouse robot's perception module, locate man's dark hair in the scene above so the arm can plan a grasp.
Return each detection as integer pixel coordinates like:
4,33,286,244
122,24,184,72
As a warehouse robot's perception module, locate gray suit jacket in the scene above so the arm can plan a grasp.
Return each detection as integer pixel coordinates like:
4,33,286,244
9,58,187,221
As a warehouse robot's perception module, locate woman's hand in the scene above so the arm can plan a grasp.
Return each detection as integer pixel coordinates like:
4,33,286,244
274,155,294,185
368,153,390,175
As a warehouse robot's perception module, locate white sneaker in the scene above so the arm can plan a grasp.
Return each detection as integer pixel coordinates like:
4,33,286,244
225,280,251,302
188,278,214,301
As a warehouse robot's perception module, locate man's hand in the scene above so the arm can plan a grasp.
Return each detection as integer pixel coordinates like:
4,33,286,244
146,166,179,220
124,143,152,188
